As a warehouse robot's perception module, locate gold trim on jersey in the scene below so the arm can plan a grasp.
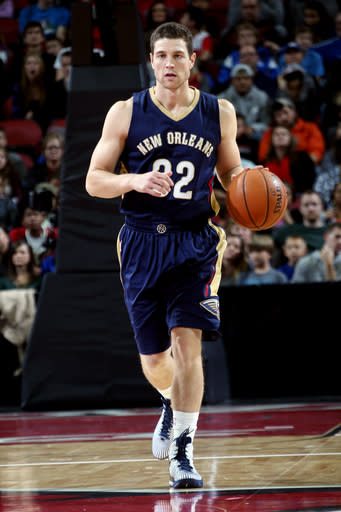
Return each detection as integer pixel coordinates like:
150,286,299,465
149,86,200,121
208,220,227,296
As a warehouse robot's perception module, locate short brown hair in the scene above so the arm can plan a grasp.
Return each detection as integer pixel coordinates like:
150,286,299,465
249,234,274,254
150,22,193,56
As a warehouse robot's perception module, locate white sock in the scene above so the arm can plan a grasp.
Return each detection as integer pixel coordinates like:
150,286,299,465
157,386,172,400
173,410,199,440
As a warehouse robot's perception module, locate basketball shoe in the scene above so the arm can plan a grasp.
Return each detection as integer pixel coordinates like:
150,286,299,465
152,396,174,459
169,428,203,489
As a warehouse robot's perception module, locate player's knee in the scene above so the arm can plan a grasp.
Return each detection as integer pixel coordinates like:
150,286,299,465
140,351,170,376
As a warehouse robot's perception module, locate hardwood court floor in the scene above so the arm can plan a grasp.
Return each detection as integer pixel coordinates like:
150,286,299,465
0,401,341,511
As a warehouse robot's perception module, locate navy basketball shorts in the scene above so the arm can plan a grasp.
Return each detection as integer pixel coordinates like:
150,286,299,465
117,218,227,355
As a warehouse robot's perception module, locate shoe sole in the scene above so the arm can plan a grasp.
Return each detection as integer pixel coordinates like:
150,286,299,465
169,478,203,489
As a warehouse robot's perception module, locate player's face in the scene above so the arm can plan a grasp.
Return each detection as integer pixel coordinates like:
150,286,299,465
150,38,196,90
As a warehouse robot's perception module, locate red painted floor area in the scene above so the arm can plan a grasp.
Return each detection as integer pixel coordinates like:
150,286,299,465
0,403,341,443
1,489,341,512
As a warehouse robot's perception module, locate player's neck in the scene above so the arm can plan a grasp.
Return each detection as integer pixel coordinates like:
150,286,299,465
153,84,195,115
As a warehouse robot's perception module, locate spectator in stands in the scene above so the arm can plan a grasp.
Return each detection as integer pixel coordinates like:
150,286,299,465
272,189,326,264
0,175,17,232
314,126,341,210
324,183,341,224
216,22,277,85
0,126,28,182
9,193,58,266
236,234,288,284
312,10,341,65
24,132,63,190
11,50,51,132
258,98,325,164
144,1,172,55
292,222,341,282
226,218,253,256
45,33,64,60
9,21,55,87
302,0,335,44
276,63,320,122
190,0,220,39
0,239,41,289
218,63,271,141
18,0,71,42
179,6,214,62
225,0,287,46
0,226,10,277
277,234,308,280
291,26,325,81
235,112,259,163
262,125,316,194
47,49,70,122
220,234,250,286
0,147,22,202
0,0,14,18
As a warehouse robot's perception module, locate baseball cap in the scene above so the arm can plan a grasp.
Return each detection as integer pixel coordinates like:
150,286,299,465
231,63,254,77
282,63,305,76
272,98,296,111
283,42,303,53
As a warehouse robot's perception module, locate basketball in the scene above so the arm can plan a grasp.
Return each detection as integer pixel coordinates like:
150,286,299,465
225,167,288,230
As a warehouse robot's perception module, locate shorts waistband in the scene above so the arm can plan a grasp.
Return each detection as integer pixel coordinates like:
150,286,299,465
125,217,209,234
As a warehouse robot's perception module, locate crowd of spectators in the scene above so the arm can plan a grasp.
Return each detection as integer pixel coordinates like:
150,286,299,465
1,0,341,289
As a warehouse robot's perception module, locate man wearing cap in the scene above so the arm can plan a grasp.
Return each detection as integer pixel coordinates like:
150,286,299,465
217,63,271,141
258,97,325,164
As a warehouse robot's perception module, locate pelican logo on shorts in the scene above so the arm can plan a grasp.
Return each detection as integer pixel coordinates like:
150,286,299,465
156,224,167,234
200,298,220,319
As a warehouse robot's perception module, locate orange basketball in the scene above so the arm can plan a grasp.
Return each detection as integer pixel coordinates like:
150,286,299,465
225,168,288,230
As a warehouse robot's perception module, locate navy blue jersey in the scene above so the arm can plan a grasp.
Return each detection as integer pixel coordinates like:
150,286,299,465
120,87,221,225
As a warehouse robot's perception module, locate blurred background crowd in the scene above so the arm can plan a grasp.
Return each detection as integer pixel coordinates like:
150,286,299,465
1,0,341,290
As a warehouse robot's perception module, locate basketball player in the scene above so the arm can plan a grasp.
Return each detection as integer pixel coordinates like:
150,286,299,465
86,22,244,488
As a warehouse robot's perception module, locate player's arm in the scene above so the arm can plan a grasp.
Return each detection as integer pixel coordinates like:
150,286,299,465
215,99,243,191
85,99,173,199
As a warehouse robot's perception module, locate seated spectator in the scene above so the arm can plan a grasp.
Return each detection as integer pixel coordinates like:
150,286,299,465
190,0,220,39
277,234,308,280
236,112,259,163
9,193,58,267
180,6,213,62
11,50,51,133
314,126,341,209
0,0,14,18
24,132,63,190
217,42,278,98
262,125,316,194
47,49,70,122
9,21,55,87
144,1,173,58
272,189,327,264
0,239,41,290
276,63,320,122
278,40,324,81
224,0,287,46
0,175,17,232
18,0,71,42
0,127,28,182
0,226,10,277
325,183,341,224
292,222,341,282
291,26,325,81
218,63,271,141
0,147,23,203
302,0,335,44
312,10,341,65
236,234,288,284
258,98,325,164
216,22,277,86
220,234,250,286
225,218,253,255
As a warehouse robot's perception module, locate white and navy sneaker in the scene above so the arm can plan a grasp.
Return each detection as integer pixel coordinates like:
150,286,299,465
169,428,203,489
152,396,174,460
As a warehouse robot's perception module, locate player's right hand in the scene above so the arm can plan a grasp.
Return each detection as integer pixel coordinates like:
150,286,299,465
134,170,174,197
